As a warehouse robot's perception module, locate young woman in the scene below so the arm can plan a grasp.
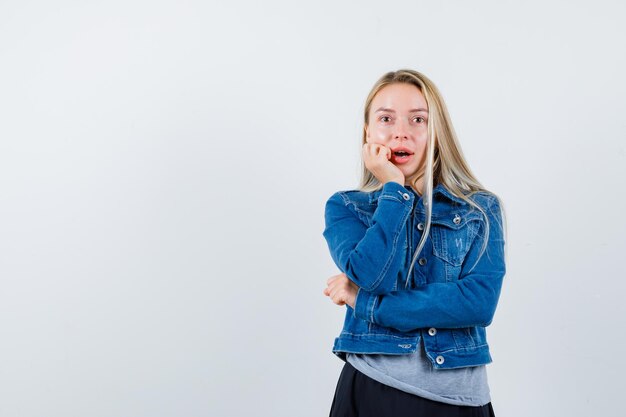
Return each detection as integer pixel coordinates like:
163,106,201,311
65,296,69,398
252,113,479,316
322,69,506,417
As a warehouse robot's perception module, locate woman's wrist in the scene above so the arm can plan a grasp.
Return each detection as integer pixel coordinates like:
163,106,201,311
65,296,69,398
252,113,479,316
384,177,405,186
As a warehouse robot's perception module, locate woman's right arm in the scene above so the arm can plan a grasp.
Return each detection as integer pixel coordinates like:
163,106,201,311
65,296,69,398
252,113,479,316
322,181,413,295
351,195,506,331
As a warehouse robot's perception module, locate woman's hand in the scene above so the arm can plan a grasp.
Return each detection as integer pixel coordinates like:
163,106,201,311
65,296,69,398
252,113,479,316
362,143,405,185
323,273,359,309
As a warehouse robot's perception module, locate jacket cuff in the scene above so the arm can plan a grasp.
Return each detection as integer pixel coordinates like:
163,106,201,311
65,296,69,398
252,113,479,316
353,288,378,323
378,181,414,207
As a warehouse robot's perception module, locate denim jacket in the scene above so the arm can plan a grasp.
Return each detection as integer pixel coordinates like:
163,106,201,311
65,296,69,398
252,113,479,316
322,181,506,370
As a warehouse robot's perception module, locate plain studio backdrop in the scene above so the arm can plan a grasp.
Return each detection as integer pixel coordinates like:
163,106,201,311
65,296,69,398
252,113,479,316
1,1,625,416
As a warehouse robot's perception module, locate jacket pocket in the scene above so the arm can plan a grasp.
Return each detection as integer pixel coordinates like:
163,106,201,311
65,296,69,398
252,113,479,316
430,210,483,267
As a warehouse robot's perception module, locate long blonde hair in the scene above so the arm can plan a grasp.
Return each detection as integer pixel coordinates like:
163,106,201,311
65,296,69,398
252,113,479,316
358,69,504,284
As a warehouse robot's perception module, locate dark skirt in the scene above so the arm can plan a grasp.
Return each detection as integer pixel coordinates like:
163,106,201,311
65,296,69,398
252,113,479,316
329,361,496,417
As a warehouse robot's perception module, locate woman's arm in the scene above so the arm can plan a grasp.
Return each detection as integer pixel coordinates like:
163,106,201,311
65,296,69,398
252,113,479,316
322,181,413,295
351,196,506,331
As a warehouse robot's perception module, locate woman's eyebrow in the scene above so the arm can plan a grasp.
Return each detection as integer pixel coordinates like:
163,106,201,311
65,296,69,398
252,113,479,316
374,107,428,113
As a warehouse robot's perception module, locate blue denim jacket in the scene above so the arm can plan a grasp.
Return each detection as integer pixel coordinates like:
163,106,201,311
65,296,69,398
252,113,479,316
322,181,506,369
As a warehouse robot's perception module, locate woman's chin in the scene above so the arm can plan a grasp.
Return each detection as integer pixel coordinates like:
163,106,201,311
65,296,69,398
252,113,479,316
400,168,418,178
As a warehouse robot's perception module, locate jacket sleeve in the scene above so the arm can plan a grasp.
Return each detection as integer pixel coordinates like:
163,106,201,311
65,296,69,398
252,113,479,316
352,195,506,330
322,181,414,295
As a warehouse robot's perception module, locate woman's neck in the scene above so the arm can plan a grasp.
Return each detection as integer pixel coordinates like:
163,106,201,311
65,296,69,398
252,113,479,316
406,177,425,196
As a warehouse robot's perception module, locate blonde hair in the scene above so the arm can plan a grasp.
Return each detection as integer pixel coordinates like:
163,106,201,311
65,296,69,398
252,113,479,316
358,69,506,285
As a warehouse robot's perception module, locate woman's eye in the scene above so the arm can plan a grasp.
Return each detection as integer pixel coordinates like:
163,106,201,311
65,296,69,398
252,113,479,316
413,116,425,123
380,116,391,122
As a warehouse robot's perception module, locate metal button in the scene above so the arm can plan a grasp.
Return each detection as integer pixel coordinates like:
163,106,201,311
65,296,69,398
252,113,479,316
418,258,427,266
428,328,437,336
417,222,424,231
402,193,410,201
436,355,445,365
453,214,461,225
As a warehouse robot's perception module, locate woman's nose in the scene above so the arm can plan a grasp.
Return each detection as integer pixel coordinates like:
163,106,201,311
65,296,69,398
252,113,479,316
393,119,410,140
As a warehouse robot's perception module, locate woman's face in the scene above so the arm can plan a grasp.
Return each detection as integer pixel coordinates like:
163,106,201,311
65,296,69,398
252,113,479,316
365,82,429,183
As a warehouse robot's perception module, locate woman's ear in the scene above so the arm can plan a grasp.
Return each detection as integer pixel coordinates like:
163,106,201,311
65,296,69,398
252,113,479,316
364,125,369,143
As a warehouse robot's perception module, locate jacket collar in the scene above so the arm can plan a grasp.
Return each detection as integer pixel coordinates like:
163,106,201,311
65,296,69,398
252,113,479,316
429,183,469,205
371,182,469,206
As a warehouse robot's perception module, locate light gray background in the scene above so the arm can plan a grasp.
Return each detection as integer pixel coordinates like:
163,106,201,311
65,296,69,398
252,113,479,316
1,1,625,416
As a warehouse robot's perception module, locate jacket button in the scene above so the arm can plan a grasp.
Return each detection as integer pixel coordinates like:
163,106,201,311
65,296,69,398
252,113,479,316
418,258,427,266
417,222,424,231
428,328,437,336
402,193,410,201
453,214,461,224
436,355,445,365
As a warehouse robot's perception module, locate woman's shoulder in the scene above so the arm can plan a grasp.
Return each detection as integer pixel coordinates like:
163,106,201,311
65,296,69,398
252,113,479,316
464,189,505,229
325,186,381,207
434,183,501,211
440,187,503,224
468,189,501,207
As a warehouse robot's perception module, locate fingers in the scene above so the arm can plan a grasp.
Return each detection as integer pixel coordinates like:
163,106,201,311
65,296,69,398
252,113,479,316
324,273,353,306
328,285,346,306
363,143,391,158
362,143,377,157
327,273,347,285
375,144,389,158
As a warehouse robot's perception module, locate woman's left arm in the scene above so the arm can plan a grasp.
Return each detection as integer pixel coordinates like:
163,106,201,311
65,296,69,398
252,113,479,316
351,196,506,331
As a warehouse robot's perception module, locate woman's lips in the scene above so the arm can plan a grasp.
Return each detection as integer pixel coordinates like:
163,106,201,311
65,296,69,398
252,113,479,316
390,153,413,164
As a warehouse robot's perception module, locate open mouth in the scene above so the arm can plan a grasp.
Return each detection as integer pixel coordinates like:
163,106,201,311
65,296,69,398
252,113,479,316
393,151,412,157
391,151,413,164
